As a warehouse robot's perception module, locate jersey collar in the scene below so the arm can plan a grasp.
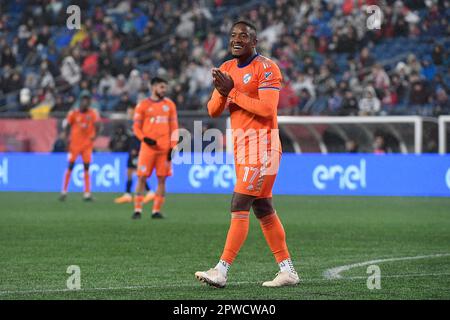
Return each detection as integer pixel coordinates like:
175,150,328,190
237,53,259,68
149,97,163,102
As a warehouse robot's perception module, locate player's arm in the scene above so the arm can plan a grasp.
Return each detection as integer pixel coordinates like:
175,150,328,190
207,66,229,118
133,103,156,146
228,88,279,119
133,103,145,141
207,88,228,118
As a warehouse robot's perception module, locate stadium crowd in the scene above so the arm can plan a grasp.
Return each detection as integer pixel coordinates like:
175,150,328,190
0,0,449,117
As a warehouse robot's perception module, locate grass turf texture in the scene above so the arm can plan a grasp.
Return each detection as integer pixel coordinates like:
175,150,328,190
0,193,449,300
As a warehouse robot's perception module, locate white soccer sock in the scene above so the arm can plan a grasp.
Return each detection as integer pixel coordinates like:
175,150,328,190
215,260,230,277
279,258,296,273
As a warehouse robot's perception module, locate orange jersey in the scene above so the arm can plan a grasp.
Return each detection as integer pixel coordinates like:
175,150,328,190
133,97,179,151
207,54,282,163
67,108,99,149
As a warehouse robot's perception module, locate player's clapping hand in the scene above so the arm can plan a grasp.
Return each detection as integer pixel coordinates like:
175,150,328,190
212,68,234,97
143,137,157,146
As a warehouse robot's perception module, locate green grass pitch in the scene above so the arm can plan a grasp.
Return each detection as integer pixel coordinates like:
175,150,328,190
0,193,449,300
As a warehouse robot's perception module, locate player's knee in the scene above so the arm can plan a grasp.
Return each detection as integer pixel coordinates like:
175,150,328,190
157,176,166,185
252,198,275,219
230,193,254,212
83,163,90,171
68,162,75,171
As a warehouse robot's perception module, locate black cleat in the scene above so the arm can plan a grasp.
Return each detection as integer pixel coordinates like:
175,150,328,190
83,196,94,202
151,212,164,219
59,193,67,202
132,212,142,219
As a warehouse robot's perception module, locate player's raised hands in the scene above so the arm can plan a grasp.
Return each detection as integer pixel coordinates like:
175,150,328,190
212,69,234,97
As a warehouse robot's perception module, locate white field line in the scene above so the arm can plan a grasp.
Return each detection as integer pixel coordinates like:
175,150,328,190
323,253,450,280
1,271,450,296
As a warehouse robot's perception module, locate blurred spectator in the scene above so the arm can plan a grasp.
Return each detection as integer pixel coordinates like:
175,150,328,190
51,95,72,114
359,86,381,116
431,44,444,66
111,74,128,96
373,135,387,154
345,139,359,153
98,72,116,96
409,80,430,105
358,47,375,70
433,88,450,115
115,93,135,112
127,70,142,96
327,90,343,114
52,132,67,152
292,72,315,99
278,82,299,115
1,47,16,68
339,90,358,116
420,59,436,82
19,88,32,112
61,56,81,86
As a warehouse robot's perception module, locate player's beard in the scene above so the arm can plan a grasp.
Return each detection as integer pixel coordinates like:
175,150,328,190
155,92,165,100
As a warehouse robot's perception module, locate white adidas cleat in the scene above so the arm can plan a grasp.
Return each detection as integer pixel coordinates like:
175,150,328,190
195,268,227,288
262,271,300,287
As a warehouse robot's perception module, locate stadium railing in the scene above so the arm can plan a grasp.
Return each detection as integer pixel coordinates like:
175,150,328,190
438,115,450,154
226,116,443,154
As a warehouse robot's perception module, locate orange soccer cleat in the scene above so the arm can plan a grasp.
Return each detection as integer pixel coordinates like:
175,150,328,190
114,193,133,204
143,191,156,204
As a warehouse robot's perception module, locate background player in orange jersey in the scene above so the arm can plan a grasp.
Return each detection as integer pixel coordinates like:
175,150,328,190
195,21,299,288
60,92,100,201
132,77,179,219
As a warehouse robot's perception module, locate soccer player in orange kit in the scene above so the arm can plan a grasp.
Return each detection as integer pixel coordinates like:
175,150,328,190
132,77,178,219
195,21,299,288
60,92,100,201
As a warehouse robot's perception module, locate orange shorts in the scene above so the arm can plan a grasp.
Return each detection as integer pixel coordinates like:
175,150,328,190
234,151,281,198
68,146,93,163
137,149,172,178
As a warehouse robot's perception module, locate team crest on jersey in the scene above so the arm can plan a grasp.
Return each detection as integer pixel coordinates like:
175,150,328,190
243,73,252,84
264,72,272,80
162,104,170,112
